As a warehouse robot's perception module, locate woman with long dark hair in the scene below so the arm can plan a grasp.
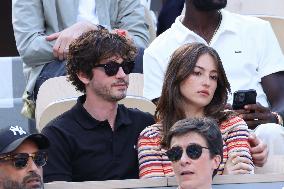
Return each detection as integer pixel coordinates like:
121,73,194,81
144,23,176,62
138,43,254,178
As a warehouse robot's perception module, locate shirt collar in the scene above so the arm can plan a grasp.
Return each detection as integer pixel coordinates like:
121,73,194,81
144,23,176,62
172,9,238,44
219,9,239,34
172,15,196,44
73,95,132,130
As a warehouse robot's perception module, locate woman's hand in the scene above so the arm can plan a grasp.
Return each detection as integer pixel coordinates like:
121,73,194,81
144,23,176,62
223,152,254,175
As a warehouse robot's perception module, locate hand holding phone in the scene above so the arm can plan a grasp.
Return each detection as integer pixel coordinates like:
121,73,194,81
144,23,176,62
232,89,257,110
232,89,274,129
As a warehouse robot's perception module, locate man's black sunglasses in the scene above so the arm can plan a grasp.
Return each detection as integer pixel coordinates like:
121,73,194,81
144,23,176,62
0,151,48,169
94,61,134,76
166,144,209,162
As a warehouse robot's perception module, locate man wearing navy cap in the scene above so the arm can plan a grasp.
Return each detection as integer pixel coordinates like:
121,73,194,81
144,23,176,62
0,125,49,189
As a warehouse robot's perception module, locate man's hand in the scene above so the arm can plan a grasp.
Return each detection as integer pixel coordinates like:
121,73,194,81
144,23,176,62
248,133,268,167
46,21,98,60
112,29,134,44
234,102,277,129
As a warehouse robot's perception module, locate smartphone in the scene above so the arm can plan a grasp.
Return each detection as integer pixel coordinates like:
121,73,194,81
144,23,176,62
232,89,257,110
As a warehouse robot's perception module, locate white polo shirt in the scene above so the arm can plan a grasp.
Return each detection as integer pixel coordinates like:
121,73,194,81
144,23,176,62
143,9,284,107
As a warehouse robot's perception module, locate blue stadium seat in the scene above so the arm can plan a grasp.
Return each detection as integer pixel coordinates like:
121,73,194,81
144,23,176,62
0,57,29,130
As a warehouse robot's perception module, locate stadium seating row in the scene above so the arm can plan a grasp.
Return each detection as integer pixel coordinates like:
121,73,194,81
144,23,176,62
44,174,284,189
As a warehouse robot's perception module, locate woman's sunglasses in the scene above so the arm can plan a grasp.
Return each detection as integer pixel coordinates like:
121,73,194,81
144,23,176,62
0,151,48,169
94,61,134,76
166,144,209,162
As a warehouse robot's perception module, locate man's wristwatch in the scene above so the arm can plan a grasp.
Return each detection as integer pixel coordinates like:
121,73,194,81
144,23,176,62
272,112,284,126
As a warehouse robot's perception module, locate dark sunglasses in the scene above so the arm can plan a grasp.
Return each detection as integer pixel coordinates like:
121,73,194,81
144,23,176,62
94,61,134,76
166,144,209,162
0,151,48,169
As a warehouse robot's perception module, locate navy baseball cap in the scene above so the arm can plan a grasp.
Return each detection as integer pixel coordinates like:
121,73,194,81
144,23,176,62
0,125,49,154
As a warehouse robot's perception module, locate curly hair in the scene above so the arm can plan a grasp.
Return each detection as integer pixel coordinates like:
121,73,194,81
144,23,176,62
66,29,137,93
156,42,231,146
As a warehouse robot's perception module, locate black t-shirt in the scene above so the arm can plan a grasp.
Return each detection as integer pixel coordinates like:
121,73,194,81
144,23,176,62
42,95,155,182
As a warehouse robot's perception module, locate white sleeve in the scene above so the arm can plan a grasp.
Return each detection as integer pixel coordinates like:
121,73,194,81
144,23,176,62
258,21,284,78
143,50,164,100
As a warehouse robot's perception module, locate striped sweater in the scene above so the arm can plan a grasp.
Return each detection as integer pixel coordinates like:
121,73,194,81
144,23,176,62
137,116,253,178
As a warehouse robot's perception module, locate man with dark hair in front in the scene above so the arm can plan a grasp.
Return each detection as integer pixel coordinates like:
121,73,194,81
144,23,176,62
0,125,49,189
41,28,155,182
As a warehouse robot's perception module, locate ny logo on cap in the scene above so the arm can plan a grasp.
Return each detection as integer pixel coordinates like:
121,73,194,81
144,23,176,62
9,126,27,136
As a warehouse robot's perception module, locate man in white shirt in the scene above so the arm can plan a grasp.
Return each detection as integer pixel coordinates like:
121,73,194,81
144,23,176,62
12,0,149,119
143,0,284,167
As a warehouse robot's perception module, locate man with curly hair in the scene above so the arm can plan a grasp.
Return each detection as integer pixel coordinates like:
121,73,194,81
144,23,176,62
12,0,149,119
41,29,155,182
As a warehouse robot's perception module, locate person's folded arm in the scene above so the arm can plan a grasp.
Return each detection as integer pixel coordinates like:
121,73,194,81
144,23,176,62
259,21,284,123
12,0,54,66
235,21,284,128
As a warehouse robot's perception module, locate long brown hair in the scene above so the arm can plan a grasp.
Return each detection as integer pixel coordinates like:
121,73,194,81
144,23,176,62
155,43,231,146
